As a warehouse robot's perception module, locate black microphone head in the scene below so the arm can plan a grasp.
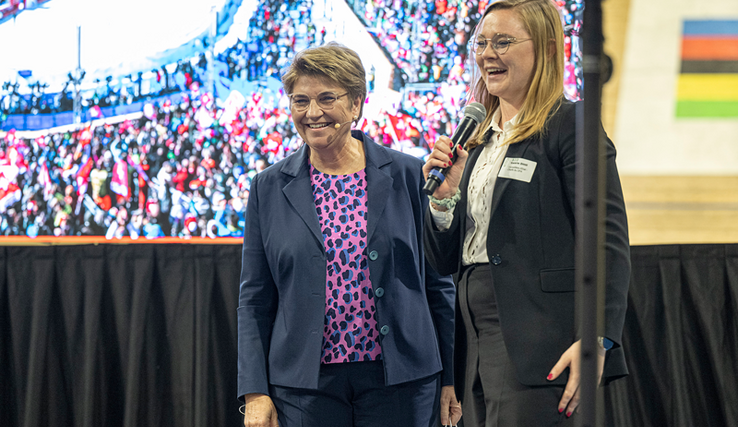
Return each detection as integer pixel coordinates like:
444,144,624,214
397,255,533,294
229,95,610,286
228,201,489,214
464,102,487,124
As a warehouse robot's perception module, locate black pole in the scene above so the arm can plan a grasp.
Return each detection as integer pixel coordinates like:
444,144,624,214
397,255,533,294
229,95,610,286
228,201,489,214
576,0,606,426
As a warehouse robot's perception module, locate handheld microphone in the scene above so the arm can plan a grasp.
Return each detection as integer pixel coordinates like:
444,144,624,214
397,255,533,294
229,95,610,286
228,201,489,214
422,102,487,196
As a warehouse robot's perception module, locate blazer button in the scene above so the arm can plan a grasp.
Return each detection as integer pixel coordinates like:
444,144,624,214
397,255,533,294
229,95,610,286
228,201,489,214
369,250,379,261
491,254,502,266
380,325,390,335
375,287,384,298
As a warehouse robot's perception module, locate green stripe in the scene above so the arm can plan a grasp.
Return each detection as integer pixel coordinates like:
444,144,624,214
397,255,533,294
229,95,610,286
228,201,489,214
676,100,738,117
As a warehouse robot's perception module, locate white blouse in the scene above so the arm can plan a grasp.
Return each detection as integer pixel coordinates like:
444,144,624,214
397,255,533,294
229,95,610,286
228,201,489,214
430,108,517,265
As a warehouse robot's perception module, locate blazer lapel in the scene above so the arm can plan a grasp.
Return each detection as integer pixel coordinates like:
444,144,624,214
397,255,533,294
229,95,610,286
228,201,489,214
458,126,495,204
362,134,393,244
455,137,488,226
459,144,485,200
489,138,533,215
281,145,324,247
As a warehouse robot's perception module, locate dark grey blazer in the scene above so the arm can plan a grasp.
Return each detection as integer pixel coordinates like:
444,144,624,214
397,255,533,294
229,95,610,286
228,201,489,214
237,131,455,399
424,100,631,400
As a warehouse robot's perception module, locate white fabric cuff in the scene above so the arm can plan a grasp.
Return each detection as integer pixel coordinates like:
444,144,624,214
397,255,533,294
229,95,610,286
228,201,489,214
430,204,455,231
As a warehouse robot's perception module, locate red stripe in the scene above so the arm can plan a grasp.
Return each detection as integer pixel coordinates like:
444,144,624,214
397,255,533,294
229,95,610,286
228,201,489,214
682,37,738,60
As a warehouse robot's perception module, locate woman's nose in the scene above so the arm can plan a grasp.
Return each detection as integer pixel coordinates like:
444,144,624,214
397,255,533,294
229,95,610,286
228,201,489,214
305,99,322,117
480,43,499,59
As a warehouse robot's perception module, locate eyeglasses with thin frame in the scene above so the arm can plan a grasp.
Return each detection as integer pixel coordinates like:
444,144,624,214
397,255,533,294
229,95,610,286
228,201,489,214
289,92,349,111
473,33,531,55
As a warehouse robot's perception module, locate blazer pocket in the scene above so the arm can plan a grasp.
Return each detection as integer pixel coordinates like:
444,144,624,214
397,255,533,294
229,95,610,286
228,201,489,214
540,268,575,292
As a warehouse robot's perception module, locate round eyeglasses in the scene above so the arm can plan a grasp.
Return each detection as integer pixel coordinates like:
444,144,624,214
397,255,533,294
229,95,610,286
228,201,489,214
289,92,348,111
473,34,531,55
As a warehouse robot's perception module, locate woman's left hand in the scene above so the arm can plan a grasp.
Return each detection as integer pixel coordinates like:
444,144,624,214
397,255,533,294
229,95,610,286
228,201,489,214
547,339,606,417
440,385,462,426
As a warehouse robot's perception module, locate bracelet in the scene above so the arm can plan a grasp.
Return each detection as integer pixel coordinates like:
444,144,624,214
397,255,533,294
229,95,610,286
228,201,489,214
239,404,246,415
598,336,613,351
429,191,461,210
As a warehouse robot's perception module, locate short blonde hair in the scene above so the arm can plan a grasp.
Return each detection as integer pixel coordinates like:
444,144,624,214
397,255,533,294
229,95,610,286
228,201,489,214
467,0,565,149
281,42,367,121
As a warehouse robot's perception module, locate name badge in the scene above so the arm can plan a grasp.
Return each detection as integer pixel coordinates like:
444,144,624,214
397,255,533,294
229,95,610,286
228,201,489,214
498,158,537,183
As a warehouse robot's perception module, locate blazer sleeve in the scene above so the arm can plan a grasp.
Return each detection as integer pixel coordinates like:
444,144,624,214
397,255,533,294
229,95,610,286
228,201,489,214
554,103,631,377
423,257,456,386
418,171,457,386
424,203,463,277
237,173,278,400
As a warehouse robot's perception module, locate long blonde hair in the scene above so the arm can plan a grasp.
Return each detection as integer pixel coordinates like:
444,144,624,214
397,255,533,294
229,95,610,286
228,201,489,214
466,0,565,150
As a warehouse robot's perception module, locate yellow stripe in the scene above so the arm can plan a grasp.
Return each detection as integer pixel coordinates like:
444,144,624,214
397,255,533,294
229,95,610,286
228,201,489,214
677,74,738,100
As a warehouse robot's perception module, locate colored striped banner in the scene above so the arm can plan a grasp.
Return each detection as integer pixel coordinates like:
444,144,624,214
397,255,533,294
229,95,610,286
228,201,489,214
677,20,738,118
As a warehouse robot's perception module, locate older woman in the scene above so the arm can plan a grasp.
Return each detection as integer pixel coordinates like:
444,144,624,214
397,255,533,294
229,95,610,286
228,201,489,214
237,42,460,427
423,1,631,426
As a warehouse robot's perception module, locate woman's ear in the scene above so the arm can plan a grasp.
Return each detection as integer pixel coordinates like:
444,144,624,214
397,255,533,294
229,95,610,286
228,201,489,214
352,96,362,119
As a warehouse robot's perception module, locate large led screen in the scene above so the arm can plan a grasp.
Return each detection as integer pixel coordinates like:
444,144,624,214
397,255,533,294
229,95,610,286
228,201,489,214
0,0,584,243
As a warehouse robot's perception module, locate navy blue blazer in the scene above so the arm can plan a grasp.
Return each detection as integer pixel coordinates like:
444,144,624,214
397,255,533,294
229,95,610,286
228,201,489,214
237,131,455,399
425,100,631,397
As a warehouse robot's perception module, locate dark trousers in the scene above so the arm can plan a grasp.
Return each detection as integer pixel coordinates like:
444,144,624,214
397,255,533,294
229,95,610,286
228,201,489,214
269,360,441,427
458,264,575,427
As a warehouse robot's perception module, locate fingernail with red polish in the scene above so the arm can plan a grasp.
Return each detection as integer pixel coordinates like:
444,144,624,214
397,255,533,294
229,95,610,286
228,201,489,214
567,412,572,418
558,408,564,414
449,142,454,148
547,373,553,380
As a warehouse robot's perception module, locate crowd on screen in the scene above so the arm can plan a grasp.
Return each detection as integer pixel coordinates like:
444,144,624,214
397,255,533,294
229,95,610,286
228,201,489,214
1,60,202,116
347,0,482,85
0,80,465,238
1,0,582,117
0,0,316,117
347,0,582,97
0,0,584,238
0,86,294,238
219,0,317,83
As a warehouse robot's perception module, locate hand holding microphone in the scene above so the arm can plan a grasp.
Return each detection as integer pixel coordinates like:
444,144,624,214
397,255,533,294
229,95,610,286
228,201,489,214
422,102,486,197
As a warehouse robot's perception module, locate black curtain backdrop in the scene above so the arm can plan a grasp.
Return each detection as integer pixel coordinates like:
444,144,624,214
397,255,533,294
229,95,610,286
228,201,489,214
1,244,736,427
605,245,738,427
0,244,242,427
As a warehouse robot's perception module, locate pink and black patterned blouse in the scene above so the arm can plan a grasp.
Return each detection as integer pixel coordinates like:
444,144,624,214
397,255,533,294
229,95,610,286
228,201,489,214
310,165,382,364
